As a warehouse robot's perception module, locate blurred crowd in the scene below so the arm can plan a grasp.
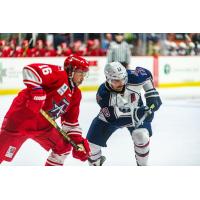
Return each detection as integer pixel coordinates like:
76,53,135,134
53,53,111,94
0,39,107,57
0,33,107,57
0,33,200,57
146,33,200,56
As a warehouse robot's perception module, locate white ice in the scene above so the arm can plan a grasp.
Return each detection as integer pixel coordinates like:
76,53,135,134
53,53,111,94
0,87,200,166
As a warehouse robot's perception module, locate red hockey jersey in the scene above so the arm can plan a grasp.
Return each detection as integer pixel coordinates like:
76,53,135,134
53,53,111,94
4,63,82,132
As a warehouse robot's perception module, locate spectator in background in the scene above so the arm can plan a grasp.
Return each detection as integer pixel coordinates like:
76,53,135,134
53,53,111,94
147,36,161,56
177,42,187,56
184,34,196,55
182,33,196,56
21,40,32,57
14,46,23,57
163,33,179,56
0,40,11,57
3,33,200,57
191,33,200,55
168,42,178,56
163,33,174,56
36,33,47,44
86,40,94,55
72,40,86,56
8,34,19,47
196,44,200,55
187,42,196,55
130,33,142,56
25,33,34,48
45,41,57,57
101,33,113,51
53,33,70,50
9,39,17,57
163,40,171,55
33,40,46,57
57,42,72,56
107,33,131,68
163,33,196,56
86,39,105,56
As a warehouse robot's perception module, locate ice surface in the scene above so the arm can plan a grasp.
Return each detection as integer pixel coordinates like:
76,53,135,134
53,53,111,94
0,87,200,166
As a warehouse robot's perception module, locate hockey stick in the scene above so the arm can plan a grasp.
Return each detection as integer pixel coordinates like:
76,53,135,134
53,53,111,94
135,104,155,129
40,109,84,151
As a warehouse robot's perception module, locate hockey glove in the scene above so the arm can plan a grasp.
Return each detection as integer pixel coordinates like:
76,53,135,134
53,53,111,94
133,106,154,123
145,89,162,112
26,87,46,113
67,132,90,161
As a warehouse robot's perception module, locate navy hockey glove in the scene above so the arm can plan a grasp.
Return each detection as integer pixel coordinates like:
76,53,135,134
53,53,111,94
145,89,162,112
133,106,154,123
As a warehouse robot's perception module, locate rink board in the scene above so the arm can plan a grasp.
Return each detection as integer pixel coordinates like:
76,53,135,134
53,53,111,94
0,56,200,95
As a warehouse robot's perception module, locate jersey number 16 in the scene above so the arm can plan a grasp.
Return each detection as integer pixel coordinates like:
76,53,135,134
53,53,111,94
39,65,52,75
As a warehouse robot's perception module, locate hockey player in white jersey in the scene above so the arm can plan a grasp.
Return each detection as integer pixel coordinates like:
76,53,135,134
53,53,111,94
86,62,162,166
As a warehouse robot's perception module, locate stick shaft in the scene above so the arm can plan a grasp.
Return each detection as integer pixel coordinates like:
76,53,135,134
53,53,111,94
40,109,80,150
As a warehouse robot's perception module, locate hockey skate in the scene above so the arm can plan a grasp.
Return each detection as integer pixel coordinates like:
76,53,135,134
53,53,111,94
88,156,106,166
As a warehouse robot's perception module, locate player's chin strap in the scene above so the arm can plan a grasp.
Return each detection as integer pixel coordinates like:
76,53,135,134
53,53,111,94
66,64,76,88
135,104,155,129
69,77,75,88
40,109,85,152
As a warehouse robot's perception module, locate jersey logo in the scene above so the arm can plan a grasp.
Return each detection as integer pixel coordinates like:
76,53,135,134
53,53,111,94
101,107,110,118
133,67,147,76
57,83,68,96
5,146,16,158
48,98,69,119
117,67,122,72
131,94,136,102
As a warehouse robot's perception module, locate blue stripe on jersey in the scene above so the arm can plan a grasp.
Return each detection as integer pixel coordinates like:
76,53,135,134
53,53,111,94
32,86,43,90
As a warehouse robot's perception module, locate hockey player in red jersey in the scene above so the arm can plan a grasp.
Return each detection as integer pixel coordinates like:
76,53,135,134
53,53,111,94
0,54,90,166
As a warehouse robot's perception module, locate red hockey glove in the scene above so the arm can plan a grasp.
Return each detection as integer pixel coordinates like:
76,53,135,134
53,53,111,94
67,132,90,161
26,88,46,113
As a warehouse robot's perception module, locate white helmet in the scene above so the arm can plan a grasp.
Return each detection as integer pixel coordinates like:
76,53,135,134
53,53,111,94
104,62,128,85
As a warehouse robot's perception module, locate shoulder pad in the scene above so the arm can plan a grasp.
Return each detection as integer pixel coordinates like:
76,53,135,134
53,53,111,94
96,83,111,107
127,67,153,85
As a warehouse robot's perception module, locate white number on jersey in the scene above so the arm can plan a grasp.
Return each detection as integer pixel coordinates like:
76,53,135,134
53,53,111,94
39,65,52,75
